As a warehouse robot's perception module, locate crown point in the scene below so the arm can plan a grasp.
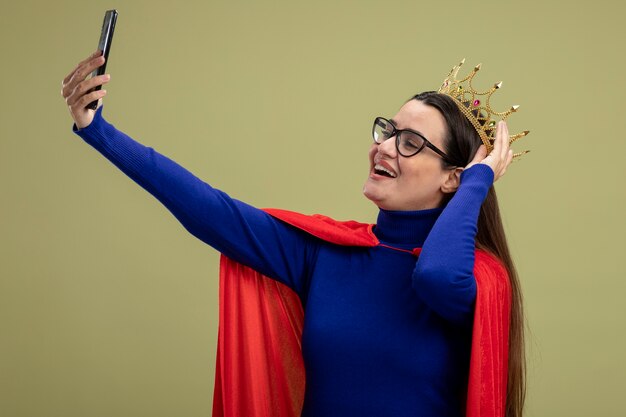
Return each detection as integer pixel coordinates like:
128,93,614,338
440,59,529,162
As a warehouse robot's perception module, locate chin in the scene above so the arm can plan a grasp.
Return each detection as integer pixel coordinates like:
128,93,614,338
363,185,391,210
362,182,378,203
363,176,391,201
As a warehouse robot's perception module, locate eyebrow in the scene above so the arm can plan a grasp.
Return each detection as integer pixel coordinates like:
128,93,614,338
389,119,427,138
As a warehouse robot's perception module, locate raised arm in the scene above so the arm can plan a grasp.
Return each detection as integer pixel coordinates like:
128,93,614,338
413,121,513,325
412,163,493,325
62,51,317,295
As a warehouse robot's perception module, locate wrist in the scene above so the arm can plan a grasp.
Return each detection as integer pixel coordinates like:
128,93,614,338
72,106,105,133
461,163,494,185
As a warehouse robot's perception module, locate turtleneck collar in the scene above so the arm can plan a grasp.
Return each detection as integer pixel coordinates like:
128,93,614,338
373,206,444,247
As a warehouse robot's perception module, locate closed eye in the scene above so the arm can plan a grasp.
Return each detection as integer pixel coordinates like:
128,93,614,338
402,138,420,149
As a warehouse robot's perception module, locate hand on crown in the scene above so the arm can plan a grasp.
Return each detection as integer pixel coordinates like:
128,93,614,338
465,120,513,182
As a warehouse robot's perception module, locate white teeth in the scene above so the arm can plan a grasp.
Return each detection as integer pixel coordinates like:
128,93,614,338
374,164,397,178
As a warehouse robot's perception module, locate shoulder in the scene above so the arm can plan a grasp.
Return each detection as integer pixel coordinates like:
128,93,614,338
263,208,378,247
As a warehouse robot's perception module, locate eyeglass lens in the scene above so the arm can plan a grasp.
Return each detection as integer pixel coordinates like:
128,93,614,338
373,118,425,156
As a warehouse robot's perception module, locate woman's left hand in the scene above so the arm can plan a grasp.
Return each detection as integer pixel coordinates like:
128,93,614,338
464,120,514,182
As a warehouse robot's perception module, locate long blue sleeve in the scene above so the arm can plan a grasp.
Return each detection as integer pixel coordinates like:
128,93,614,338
72,106,317,295
412,164,494,325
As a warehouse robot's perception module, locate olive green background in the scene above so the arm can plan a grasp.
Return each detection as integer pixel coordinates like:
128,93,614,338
1,0,624,416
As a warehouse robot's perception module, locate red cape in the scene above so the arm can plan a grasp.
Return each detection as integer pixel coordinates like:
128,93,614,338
212,209,511,417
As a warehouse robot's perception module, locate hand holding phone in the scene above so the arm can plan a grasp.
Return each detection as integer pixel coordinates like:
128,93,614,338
61,10,117,129
62,51,110,129
86,9,117,110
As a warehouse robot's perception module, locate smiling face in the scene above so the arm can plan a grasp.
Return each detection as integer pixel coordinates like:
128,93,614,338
363,99,461,211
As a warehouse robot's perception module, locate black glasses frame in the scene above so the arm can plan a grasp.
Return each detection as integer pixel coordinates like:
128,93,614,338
372,117,457,166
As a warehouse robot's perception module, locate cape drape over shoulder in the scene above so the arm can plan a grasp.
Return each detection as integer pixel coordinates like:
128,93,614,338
212,209,511,417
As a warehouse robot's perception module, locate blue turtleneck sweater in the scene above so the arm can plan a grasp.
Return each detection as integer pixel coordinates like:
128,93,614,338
72,106,495,417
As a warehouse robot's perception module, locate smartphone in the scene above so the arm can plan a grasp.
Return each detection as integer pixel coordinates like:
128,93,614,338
86,9,118,110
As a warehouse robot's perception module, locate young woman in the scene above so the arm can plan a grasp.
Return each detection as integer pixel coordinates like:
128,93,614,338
61,51,525,417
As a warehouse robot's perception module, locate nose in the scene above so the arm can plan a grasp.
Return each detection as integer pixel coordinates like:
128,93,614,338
376,135,398,158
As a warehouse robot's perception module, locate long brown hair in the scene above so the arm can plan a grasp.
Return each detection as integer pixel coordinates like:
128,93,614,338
409,91,526,417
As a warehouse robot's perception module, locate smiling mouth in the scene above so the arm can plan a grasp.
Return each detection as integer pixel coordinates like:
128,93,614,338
373,164,397,178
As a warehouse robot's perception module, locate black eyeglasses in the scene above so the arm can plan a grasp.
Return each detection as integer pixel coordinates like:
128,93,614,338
372,117,456,165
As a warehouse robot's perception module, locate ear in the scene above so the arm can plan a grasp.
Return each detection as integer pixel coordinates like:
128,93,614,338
441,167,464,194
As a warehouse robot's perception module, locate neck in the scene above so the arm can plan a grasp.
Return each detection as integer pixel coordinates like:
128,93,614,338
374,206,444,246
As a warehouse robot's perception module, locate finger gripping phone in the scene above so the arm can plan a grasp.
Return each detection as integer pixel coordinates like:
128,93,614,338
86,9,118,110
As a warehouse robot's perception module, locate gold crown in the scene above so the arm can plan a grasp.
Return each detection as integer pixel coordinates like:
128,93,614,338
438,59,530,160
